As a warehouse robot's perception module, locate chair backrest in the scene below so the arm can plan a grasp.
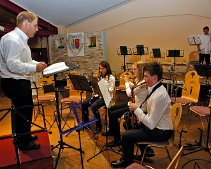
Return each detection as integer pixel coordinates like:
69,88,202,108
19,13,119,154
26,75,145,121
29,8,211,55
209,98,211,107
169,103,182,144
166,146,183,169
181,70,200,103
112,86,117,103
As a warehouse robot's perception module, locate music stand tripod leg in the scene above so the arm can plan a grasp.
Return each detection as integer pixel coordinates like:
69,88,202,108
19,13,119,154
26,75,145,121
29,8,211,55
32,103,51,130
87,108,122,162
77,129,84,169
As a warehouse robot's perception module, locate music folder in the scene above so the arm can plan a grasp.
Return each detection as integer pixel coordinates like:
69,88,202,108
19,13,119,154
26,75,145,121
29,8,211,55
43,62,79,76
98,79,112,108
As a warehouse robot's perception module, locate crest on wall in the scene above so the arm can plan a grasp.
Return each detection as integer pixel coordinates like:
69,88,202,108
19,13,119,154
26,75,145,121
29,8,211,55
67,32,84,57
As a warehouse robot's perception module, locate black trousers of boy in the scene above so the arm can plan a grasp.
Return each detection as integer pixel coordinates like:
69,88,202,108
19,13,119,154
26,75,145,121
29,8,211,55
121,123,173,163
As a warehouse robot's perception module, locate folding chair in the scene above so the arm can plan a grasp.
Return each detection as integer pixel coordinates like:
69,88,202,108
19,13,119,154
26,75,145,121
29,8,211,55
136,103,182,165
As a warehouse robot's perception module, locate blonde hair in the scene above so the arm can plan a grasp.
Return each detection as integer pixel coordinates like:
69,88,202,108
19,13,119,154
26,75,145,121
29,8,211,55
133,62,146,80
16,11,38,26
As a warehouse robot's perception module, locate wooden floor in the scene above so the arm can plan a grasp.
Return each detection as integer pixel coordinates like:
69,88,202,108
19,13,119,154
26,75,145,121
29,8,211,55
0,93,211,169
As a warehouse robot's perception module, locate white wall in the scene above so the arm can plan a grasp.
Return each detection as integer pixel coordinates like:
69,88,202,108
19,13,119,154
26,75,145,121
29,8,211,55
64,0,211,74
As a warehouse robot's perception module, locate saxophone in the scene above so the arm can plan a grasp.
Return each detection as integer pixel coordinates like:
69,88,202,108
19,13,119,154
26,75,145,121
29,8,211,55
129,85,139,128
124,80,146,130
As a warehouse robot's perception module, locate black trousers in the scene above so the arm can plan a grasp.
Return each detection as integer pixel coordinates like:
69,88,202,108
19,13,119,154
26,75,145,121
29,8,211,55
81,97,105,129
199,53,210,65
108,103,129,141
121,124,173,163
1,78,33,144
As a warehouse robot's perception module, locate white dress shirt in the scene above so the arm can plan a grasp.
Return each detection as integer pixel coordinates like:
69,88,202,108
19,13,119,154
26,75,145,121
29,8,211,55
134,82,173,130
0,27,38,80
101,74,115,98
199,35,211,54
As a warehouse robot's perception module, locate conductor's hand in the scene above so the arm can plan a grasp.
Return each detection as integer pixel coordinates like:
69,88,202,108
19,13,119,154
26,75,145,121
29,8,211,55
36,62,47,72
129,101,139,112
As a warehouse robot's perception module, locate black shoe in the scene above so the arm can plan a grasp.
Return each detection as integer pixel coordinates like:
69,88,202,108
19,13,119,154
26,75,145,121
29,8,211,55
101,131,114,136
135,148,155,161
107,141,120,147
19,141,40,151
111,159,132,168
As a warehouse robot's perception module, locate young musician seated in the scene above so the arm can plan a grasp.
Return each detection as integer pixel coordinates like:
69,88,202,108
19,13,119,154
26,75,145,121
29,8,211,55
102,62,148,147
111,62,173,168
81,61,115,133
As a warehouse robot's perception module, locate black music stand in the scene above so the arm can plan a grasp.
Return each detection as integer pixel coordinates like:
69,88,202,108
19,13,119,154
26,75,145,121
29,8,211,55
133,45,149,61
67,74,96,128
166,50,184,96
69,74,92,94
117,46,132,71
60,74,98,169
87,80,121,162
65,75,98,133
43,63,82,169
152,48,162,58
50,73,83,169
166,50,184,68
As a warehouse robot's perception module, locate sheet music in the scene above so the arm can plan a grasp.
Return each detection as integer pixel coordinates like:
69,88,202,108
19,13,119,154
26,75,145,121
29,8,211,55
43,62,69,76
188,35,201,45
98,79,112,108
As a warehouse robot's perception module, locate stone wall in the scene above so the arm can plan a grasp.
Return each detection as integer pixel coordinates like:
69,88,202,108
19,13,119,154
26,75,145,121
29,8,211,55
48,32,104,76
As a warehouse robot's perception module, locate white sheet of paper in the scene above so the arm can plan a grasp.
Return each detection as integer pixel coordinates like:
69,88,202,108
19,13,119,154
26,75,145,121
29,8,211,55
98,79,112,108
43,62,69,76
188,35,201,45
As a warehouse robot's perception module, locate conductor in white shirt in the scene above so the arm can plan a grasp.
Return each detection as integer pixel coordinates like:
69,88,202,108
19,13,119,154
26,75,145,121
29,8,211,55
0,11,47,150
197,26,211,65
